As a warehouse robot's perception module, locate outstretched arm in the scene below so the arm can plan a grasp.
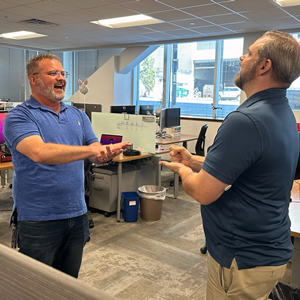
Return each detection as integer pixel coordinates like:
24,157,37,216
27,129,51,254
16,135,131,165
159,145,228,205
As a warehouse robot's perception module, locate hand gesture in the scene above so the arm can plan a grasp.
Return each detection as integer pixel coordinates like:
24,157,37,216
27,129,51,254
97,141,131,163
168,145,192,167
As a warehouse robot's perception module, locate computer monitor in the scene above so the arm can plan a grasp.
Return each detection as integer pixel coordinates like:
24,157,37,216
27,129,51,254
73,103,102,121
110,105,136,114
138,105,154,115
160,107,180,129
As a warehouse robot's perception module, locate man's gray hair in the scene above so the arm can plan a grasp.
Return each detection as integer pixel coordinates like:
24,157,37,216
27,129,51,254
26,53,59,77
259,30,300,87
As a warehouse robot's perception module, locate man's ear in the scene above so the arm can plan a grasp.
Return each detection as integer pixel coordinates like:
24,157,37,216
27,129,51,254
28,75,37,85
259,59,272,75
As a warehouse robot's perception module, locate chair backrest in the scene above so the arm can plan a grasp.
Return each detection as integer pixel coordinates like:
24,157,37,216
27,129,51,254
195,123,208,156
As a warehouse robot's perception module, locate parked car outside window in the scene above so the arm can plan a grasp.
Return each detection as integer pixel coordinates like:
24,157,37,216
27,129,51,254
219,87,240,100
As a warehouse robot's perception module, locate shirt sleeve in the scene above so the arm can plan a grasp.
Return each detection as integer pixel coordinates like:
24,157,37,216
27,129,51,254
3,107,41,150
202,111,262,185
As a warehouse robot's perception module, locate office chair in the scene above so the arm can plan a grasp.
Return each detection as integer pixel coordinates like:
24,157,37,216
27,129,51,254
195,123,208,255
194,123,208,156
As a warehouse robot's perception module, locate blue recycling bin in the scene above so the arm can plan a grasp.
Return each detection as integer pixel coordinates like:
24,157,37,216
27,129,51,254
121,191,140,222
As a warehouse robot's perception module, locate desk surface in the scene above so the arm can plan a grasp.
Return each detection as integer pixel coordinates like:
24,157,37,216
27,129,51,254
0,161,13,171
290,202,300,238
156,134,198,145
112,153,152,163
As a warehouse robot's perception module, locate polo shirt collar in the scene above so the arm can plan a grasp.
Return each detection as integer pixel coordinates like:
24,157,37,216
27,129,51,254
25,96,68,113
238,88,287,110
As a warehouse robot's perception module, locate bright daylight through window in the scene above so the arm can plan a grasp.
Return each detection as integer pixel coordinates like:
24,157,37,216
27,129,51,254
136,37,244,119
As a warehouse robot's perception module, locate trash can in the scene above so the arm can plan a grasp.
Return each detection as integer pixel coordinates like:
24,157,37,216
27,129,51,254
121,192,139,222
138,185,166,221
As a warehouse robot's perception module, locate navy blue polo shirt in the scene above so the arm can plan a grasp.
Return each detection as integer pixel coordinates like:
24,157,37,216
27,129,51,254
3,97,99,221
202,88,298,269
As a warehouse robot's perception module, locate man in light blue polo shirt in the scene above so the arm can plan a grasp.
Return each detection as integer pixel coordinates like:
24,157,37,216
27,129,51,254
160,30,300,299
3,53,131,278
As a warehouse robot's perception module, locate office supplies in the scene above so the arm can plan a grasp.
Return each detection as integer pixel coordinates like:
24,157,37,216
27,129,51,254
123,148,140,156
100,134,122,145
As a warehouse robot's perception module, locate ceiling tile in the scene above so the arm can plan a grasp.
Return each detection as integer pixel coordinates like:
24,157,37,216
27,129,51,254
2,5,52,18
182,3,234,18
156,0,211,9
0,0,18,9
279,6,300,16
86,4,138,18
3,0,41,4
120,0,172,14
149,9,195,22
52,0,111,9
192,24,232,33
40,14,82,25
162,28,201,36
203,13,248,24
141,22,182,31
62,10,102,22
220,0,277,12
170,18,212,28
241,8,290,21
26,1,79,14
256,16,300,27
222,21,267,31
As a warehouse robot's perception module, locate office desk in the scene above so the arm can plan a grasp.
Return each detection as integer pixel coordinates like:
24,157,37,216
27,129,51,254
156,134,198,148
156,134,198,198
290,202,300,287
0,161,13,171
0,161,13,186
113,153,160,222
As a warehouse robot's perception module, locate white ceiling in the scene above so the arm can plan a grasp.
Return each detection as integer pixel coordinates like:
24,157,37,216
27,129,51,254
0,0,300,51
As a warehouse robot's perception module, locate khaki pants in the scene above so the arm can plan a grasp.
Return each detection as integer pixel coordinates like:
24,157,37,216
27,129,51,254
206,253,287,300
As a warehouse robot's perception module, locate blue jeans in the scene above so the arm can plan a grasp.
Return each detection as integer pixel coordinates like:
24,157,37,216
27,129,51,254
17,213,90,278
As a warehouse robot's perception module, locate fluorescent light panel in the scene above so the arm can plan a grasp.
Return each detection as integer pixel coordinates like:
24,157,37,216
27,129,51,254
272,0,300,7
0,31,47,39
91,14,163,28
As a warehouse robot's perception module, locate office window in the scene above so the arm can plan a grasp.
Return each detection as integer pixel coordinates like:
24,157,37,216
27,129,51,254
287,33,300,110
0,47,26,102
135,38,243,119
136,46,164,113
169,38,243,118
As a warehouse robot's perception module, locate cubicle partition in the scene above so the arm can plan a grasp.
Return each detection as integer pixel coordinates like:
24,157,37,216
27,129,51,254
91,112,156,153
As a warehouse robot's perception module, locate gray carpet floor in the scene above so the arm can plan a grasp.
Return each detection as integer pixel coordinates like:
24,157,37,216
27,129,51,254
0,170,292,300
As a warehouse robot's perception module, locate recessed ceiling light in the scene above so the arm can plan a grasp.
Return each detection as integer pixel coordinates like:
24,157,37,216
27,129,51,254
91,14,163,28
272,0,300,7
0,31,47,39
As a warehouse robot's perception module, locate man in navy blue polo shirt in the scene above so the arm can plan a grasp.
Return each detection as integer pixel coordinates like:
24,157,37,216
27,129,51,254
160,30,300,299
3,53,131,278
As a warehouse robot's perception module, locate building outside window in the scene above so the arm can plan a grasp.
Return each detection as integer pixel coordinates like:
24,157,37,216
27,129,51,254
135,37,244,119
287,32,300,110
136,45,164,113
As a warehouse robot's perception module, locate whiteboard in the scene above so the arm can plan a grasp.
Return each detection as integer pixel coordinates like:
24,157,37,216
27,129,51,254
92,112,156,153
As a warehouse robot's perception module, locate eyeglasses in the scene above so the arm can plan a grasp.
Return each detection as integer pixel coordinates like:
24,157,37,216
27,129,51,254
33,70,70,78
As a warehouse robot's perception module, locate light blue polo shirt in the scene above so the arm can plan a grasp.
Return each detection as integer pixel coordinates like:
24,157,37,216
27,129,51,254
3,96,99,221
202,88,298,269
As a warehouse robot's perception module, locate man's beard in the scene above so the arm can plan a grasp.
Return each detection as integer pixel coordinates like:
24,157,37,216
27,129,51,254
234,59,261,90
36,79,65,102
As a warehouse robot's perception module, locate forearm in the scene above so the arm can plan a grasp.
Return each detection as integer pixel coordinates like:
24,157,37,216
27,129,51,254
188,155,205,172
29,142,100,165
178,167,226,205
16,136,102,165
